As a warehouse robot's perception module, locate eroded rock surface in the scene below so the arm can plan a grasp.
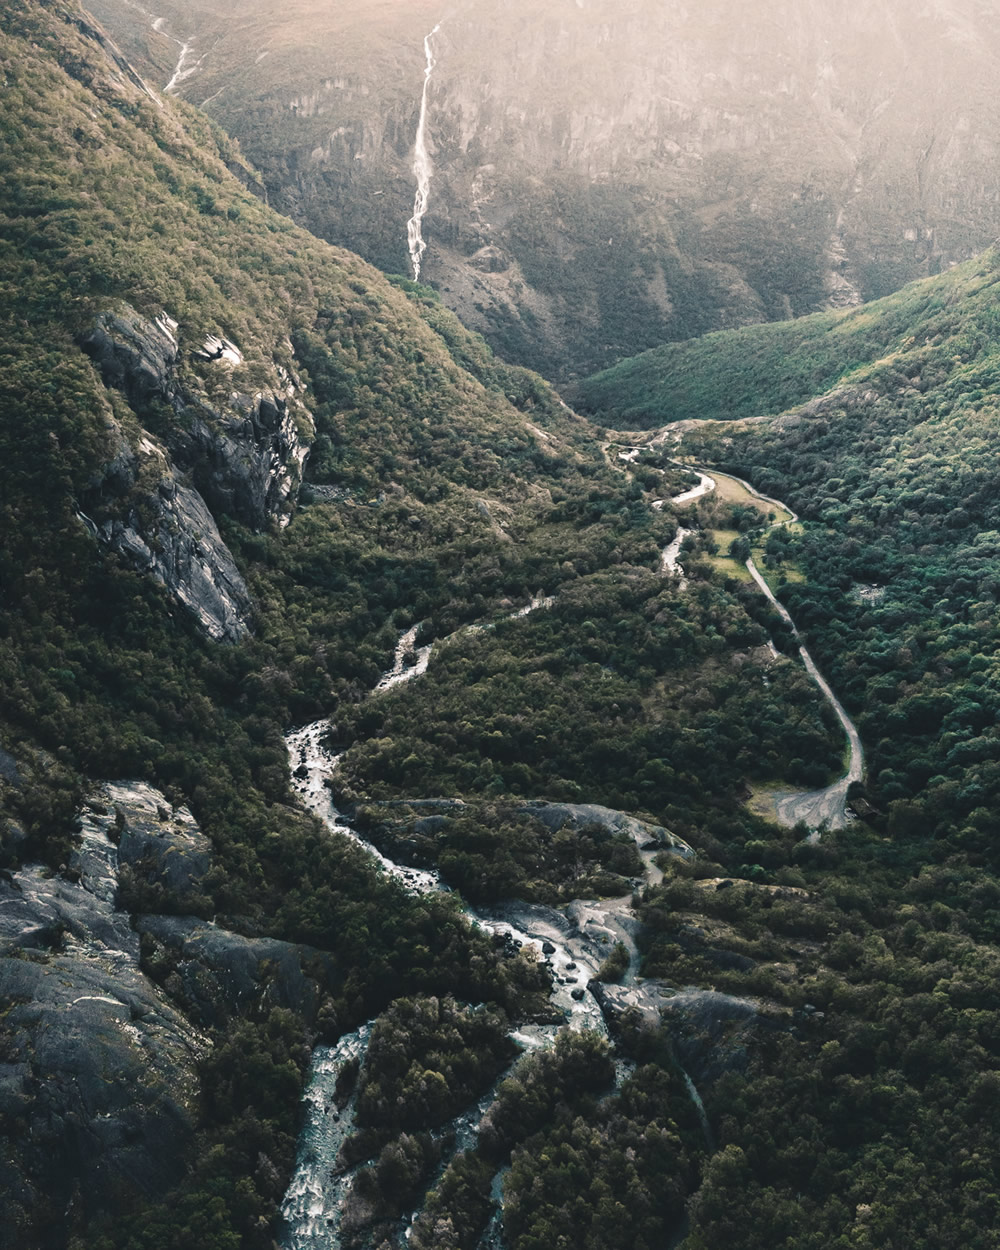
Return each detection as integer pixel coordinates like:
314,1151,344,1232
79,305,314,640
658,988,789,1086
0,783,208,1244
521,800,694,861
137,915,337,1029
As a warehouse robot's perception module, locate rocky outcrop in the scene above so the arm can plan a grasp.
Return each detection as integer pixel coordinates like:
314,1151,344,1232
106,780,213,911
136,915,337,1029
170,380,310,530
82,306,181,406
83,306,312,530
79,305,315,640
0,784,208,1244
0,777,342,1242
93,455,253,643
521,801,694,860
658,989,790,1087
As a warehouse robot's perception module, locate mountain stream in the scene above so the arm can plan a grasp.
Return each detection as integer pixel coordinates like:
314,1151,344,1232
279,460,860,1245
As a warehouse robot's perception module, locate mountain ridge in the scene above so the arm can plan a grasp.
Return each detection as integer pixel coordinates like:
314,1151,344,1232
85,0,1000,381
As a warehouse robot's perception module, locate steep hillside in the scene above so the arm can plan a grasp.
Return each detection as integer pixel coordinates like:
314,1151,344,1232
574,252,1000,1250
0,4,845,1247
85,0,1000,381
573,252,1000,425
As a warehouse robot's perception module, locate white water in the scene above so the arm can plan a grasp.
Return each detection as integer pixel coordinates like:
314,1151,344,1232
279,1024,373,1250
513,592,556,618
671,471,716,505
286,717,442,893
407,24,442,280
279,570,721,1245
280,599,664,1247
374,623,432,693
660,526,691,587
164,36,196,93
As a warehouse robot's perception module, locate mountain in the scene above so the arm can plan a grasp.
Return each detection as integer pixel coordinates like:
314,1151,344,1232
84,0,1000,381
0,4,841,1246
9,3,1000,1249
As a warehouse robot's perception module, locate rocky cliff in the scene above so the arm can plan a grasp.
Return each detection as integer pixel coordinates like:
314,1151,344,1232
86,0,1000,381
0,784,207,1245
80,304,313,641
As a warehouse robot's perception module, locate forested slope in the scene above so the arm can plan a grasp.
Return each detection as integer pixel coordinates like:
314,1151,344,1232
0,4,845,1247
11,2,1000,1247
573,253,1000,427
574,242,1000,1248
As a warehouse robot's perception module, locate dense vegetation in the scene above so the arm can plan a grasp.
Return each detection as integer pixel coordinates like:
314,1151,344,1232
0,4,838,1247
333,568,842,851
14,1,1000,1247
575,237,1000,1247
572,256,1000,427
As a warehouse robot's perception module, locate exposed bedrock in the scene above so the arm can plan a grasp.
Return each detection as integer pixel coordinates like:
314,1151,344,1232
79,305,314,640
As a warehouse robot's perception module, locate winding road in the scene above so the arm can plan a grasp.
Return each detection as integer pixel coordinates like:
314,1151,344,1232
663,456,864,832
605,433,863,829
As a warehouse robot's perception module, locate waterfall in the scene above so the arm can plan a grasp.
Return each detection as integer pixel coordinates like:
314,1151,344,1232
407,24,442,281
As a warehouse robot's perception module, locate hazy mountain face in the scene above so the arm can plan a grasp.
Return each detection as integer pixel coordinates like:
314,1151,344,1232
87,0,1000,380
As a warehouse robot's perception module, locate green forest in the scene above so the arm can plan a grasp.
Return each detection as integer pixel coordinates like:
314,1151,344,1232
6,1,1000,1249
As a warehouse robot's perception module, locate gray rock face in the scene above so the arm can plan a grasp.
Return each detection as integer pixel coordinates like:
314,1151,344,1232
137,915,336,1029
172,382,310,530
658,989,788,1086
83,306,311,530
106,780,213,909
0,784,207,1243
80,305,314,640
97,460,252,643
521,800,694,860
83,306,180,406
0,779,334,1242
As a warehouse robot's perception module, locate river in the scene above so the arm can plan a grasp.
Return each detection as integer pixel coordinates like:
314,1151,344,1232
280,599,642,1250
278,458,855,1245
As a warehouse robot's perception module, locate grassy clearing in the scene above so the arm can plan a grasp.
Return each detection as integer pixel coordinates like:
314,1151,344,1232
709,470,794,523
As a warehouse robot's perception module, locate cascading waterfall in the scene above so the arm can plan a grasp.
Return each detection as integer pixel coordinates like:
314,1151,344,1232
407,23,442,281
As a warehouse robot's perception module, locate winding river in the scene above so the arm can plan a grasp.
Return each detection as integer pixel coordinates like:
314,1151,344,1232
280,600,629,1250
279,460,863,1246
